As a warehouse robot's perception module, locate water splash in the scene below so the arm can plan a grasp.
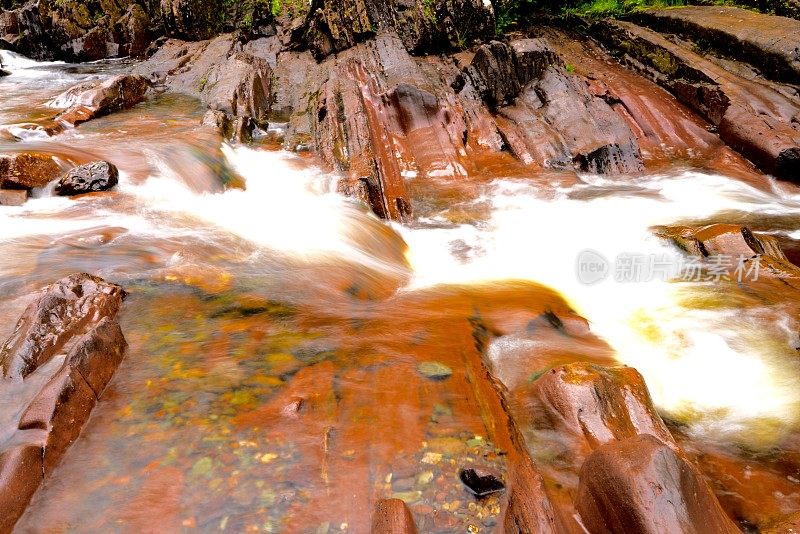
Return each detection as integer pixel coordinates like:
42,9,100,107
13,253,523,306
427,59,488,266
399,171,800,447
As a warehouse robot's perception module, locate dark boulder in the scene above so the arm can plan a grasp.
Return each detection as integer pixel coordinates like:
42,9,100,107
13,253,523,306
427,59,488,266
459,467,506,498
55,161,120,196
576,435,739,534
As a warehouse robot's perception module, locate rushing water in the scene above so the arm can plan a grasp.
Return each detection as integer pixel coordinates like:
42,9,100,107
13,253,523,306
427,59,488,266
3,51,800,531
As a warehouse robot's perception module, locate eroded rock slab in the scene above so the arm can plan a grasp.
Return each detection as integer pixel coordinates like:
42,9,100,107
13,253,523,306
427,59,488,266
593,19,800,180
634,6,800,86
0,274,127,532
576,435,739,534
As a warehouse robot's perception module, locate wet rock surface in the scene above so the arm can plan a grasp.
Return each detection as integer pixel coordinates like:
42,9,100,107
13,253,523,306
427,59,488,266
592,17,800,180
371,498,419,534
526,363,675,470
54,74,150,127
0,152,61,189
654,223,800,278
0,273,127,532
634,6,800,87
576,435,739,534
55,160,120,196
136,30,643,219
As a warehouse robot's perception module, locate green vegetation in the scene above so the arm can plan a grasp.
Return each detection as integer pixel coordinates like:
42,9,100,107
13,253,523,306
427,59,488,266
567,0,690,17
494,0,739,33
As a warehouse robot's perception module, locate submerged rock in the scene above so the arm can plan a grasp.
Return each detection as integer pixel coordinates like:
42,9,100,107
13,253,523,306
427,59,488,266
0,274,127,532
576,435,739,534
417,361,453,381
55,161,120,196
458,467,506,498
0,152,62,189
371,498,419,534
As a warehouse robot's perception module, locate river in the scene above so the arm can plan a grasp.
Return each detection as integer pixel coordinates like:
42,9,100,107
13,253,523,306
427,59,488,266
2,49,799,532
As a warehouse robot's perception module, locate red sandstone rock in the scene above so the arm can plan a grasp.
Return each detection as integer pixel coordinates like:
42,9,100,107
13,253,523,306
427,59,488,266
0,274,127,532
576,435,739,534
0,444,43,534
0,188,27,206
55,74,149,127
371,498,419,534
0,153,62,189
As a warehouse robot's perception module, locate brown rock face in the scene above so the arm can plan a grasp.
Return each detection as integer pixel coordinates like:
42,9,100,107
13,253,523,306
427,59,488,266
55,74,149,127
298,0,495,59
527,364,674,469
0,152,62,189
371,498,419,534
0,188,27,206
593,18,800,180
576,435,739,534
136,31,643,219
0,273,126,381
634,7,800,87
497,65,644,174
653,223,800,278
160,0,221,41
0,274,127,532
134,36,271,130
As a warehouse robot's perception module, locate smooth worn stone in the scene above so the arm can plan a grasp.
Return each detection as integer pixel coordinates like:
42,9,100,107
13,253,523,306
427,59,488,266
0,273,126,381
55,75,149,127
576,435,739,534
0,444,43,533
459,467,506,498
417,361,453,381
0,188,27,206
55,161,120,196
0,274,127,533
0,153,62,189
528,363,674,470
371,498,419,534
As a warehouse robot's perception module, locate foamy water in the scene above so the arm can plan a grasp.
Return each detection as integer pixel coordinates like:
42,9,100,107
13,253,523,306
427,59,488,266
399,172,800,447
